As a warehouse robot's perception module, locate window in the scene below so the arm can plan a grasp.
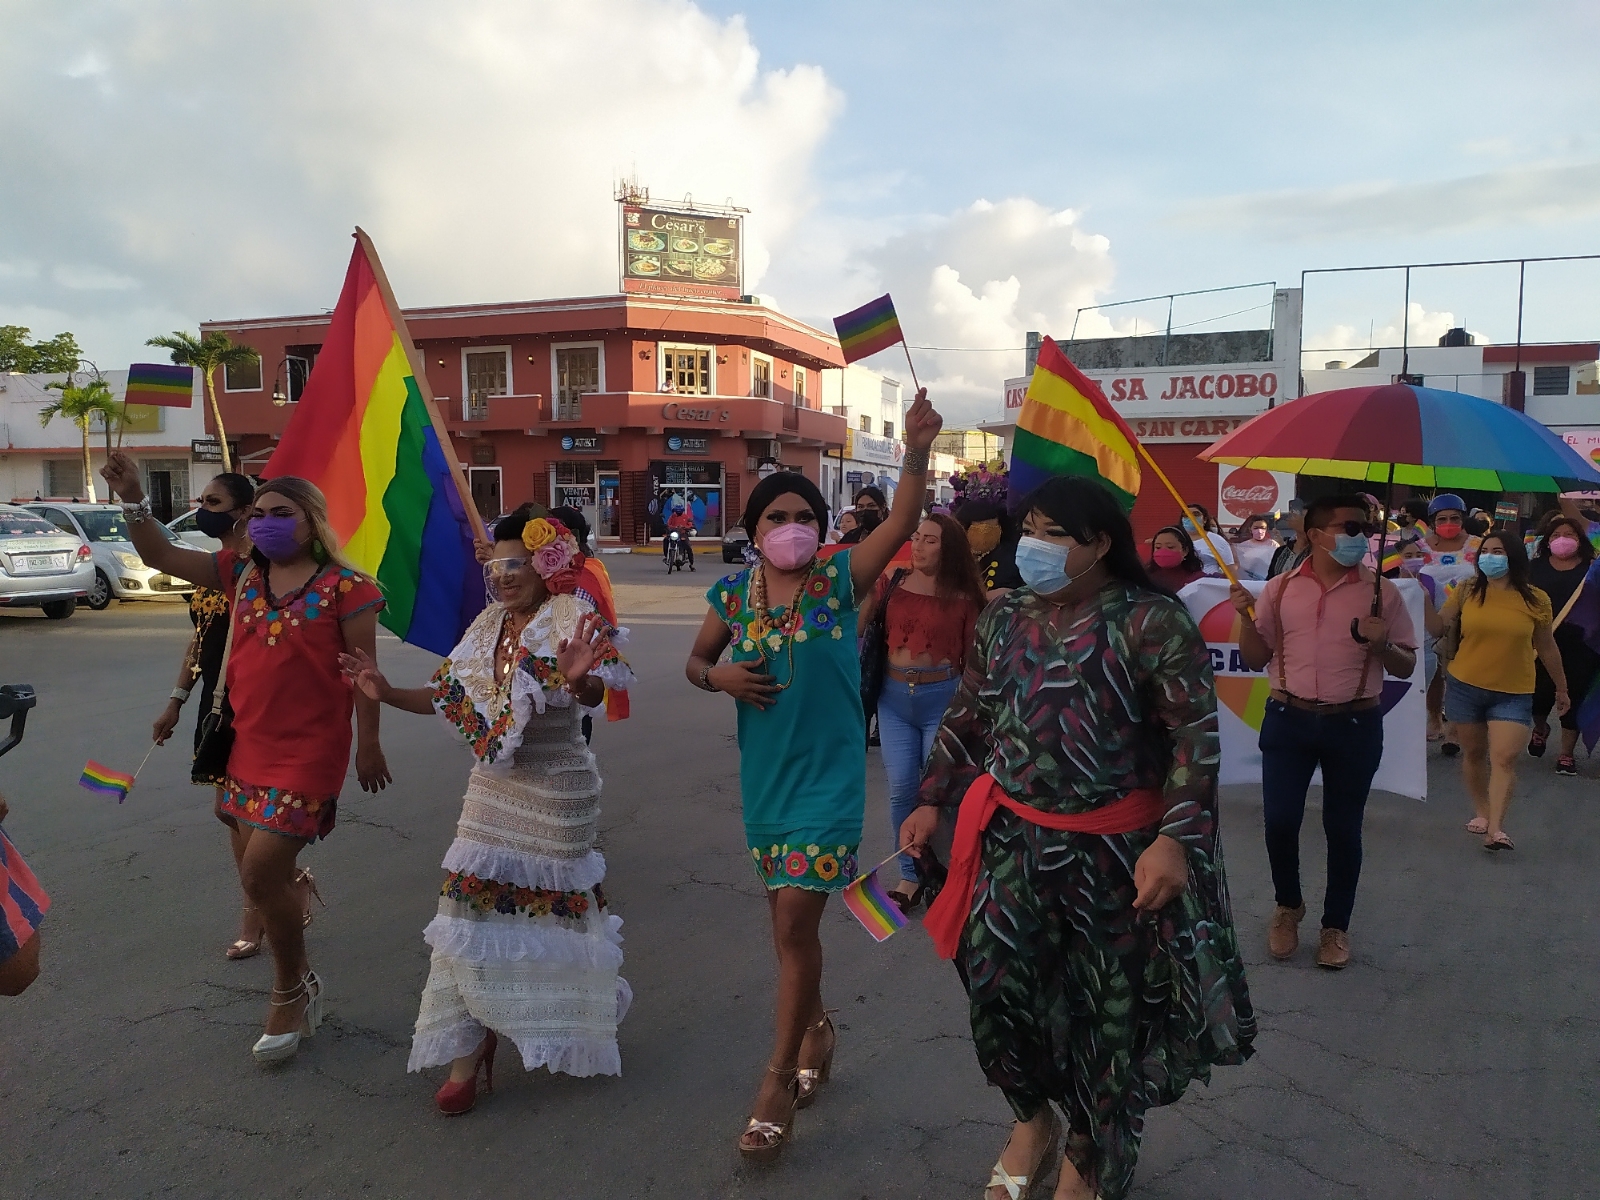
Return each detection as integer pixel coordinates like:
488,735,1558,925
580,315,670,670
554,346,601,420
464,348,510,418
751,356,772,398
883,420,895,439
662,345,712,395
1534,365,1571,396
223,355,262,391
793,367,806,406
555,461,597,485
284,343,321,404
45,460,85,498
859,414,872,433
0,510,58,537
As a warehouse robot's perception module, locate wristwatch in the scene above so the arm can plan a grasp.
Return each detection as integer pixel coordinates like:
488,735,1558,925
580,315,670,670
699,664,719,692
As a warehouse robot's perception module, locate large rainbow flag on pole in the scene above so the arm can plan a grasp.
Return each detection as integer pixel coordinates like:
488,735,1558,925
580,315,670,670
266,230,485,655
1008,335,1142,512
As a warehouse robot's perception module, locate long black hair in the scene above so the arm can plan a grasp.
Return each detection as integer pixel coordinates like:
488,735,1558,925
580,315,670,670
1149,524,1202,572
1469,529,1539,608
1018,476,1155,591
211,472,255,511
742,471,829,538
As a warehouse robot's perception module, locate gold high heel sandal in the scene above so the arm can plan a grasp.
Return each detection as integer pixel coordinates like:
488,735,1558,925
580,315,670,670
294,868,325,929
226,905,263,960
795,1011,836,1110
739,1064,799,1164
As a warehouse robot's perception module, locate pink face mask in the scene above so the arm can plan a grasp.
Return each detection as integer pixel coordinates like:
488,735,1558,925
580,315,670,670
762,522,820,570
1152,547,1184,569
1549,535,1581,558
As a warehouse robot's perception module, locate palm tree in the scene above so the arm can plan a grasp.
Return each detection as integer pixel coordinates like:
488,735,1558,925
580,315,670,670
146,330,258,473
39,378,119,502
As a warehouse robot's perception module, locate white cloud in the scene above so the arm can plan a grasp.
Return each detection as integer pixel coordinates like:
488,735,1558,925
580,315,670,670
0,0,841,361
1302,301,1487,364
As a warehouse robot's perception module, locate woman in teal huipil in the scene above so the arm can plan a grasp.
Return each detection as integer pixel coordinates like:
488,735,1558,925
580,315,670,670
685,390,944,1162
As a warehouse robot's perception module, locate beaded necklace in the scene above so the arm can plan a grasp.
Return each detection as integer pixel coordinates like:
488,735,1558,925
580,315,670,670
747,560,814,691
494,607,536,689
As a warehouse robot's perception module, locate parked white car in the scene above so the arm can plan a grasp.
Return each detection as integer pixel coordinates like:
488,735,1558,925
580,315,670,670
168,506,222,552
0,505,95,619
24,503,193,610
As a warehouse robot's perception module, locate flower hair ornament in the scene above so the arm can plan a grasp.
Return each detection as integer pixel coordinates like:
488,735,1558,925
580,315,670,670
520,517,579,580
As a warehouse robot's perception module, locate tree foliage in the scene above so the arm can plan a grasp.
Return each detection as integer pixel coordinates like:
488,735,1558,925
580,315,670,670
0,325,83,374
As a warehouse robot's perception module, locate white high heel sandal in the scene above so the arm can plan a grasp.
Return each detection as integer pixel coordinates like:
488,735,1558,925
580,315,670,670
251,970,323,1064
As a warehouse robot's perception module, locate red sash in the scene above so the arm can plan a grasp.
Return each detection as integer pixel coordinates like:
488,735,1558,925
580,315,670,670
922,774,1167,959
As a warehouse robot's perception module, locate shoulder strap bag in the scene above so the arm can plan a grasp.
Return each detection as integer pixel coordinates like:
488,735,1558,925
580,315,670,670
192,565,251,786
858,568,909,718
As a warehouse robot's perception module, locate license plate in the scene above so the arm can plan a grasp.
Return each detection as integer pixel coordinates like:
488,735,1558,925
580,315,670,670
16,553,66,574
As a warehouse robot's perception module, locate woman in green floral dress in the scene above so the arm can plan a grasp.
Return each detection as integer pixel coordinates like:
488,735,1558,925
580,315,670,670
903,476,1254,1200
685,390,944,1162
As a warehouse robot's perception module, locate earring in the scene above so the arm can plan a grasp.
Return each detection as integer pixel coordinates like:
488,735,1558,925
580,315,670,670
312,539,327,564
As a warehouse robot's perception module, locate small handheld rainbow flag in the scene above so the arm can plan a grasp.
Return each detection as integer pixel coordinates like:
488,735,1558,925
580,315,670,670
841,859,910,943
833,294,904,365
79,760,137,803
1009,336,1142,513
124,363,195,408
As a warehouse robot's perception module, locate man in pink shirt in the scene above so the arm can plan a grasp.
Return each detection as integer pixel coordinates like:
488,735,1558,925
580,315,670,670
1230,494,1417,970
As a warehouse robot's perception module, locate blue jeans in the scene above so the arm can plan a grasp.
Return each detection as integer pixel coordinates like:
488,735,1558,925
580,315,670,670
1444,674,1534,727
877,675,960,882
1259,700,1384,932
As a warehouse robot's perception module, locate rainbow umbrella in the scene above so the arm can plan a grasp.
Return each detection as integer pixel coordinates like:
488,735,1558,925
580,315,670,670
1200,382,1600,492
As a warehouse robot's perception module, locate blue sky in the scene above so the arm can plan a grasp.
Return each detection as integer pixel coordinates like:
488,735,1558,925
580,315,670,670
3,0,1597,423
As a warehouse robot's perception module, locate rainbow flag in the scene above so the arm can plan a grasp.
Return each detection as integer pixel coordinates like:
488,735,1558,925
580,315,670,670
266,233,483,655
1009,336,1142,512
833,294,904,364
841,867,910,943
124,363,194,407
79,760,135,802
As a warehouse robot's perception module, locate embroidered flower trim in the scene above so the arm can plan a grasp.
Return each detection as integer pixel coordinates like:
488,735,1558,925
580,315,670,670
749,843,859,889
441,870,602,922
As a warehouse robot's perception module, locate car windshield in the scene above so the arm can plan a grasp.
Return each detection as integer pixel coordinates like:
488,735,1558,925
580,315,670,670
0,511,58,537
74,510,177,544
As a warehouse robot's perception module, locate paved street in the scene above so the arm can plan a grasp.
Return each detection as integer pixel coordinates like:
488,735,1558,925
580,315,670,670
1,554,1595,1199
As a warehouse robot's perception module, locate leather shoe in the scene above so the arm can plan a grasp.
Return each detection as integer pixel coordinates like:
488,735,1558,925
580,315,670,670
1267,904,1305,960
1315,927,1351,970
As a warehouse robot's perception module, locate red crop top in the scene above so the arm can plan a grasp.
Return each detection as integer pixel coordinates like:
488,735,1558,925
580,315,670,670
878,579,980,666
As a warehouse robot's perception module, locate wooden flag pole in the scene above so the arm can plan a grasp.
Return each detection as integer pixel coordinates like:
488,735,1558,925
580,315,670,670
353,227,489,545
899,337,923,395
1137,441,1252,603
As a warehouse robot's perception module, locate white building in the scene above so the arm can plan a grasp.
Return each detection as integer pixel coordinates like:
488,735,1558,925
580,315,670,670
819,364,906,509
0,370,208,519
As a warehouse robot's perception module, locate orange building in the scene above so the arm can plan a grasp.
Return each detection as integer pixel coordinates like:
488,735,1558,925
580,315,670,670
201,293,847,543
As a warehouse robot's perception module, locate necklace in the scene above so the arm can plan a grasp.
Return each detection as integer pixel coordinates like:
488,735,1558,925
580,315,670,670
495,608,535,687
748,561,813,691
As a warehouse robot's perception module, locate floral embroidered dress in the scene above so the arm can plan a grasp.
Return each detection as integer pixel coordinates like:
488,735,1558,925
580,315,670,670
916,581,1255,1200
212,549,385,841
409,592,637,1078
707,550,864,891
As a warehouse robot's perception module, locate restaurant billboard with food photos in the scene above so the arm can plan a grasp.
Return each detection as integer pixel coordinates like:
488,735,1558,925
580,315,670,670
620,203,742,300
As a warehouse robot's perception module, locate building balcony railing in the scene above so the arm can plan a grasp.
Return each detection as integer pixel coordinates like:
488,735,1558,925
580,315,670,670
442,393,545,431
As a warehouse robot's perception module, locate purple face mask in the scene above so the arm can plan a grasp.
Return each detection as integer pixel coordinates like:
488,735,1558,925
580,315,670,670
248,514,304,563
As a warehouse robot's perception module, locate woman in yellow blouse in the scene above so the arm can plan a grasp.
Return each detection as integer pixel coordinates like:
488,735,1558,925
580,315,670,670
1439,533,1568,851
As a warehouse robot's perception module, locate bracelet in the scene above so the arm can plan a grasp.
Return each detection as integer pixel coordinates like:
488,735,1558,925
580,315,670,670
901,447,929,474
170,687,190,703
120,497,152,525
698,664,719,692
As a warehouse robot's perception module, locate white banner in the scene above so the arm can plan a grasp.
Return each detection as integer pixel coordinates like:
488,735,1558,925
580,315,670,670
1179,576,1429,801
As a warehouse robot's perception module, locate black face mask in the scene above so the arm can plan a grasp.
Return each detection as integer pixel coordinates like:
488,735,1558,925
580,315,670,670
1465,516,1491,538
194,507,238,538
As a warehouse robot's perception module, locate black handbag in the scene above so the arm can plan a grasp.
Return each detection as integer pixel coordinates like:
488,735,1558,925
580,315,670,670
192,571,248,786
858,568,908,717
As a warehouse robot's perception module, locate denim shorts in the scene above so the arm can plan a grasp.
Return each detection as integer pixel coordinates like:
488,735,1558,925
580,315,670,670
1444,674,1534,727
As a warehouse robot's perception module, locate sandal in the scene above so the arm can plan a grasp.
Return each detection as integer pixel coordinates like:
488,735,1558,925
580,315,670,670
1529,722,1549,757
226,905,263,960
1483,832,1515,852
738,1065,799,1164
795,1012,836,1110
1465,817,1488,835
294,868,325,929
1441,741,1461,757
888,883,923,913
985,1111,1061,1199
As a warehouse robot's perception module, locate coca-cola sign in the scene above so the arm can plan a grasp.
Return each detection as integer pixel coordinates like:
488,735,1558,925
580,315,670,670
1218,465,1295,522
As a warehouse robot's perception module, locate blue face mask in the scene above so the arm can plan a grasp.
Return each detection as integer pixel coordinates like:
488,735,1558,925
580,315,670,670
1181,517,1198,534
1479,552,1510,579
1330,533,1368,567
1015,535,1078,595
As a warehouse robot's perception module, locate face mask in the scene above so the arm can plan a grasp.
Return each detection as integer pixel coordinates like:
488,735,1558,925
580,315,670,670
966,520,1001,557
248,515,305,563
1152,547,1184,569
1329,533,1368,567
1399,556,1425,575
1479,553,1510,579
1434,519,1463,538
1250,526,1269,541
1016,535,1086,594
1549,535,1581,558
761,522,820,570
195,507,238,538
1181,517,1199,534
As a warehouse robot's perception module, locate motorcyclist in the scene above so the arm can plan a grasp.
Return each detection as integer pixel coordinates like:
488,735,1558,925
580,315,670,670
665,503,696,570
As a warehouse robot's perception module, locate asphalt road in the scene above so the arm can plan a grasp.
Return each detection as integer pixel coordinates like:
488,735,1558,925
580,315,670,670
1,553,1595,1199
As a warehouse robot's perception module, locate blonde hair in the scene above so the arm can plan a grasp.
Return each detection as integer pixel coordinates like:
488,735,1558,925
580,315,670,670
251,476,361,575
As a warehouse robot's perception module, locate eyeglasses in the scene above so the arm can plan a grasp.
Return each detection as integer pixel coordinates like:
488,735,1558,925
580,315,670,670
1314,520,1378,537
483,557,533,582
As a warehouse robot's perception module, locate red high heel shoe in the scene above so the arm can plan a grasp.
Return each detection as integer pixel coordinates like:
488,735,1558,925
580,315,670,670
434,1030,497,1116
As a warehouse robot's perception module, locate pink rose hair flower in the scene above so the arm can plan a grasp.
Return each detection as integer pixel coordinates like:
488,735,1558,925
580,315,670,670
533,541,574,578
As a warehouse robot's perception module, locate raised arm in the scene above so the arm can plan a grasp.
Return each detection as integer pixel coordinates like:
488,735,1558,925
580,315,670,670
849,389,942,594
99,452,222,590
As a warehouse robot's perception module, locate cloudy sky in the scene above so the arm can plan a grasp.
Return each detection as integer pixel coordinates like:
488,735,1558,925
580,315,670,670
4,0,1599,424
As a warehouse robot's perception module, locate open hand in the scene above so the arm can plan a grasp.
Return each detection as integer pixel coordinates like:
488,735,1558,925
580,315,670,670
556,612,606,685
1132,834,1188,911
902,388,943,451
356,743,391,792
708,659,780,709
100,451,144,502
152,699,183,746
338,648,391,703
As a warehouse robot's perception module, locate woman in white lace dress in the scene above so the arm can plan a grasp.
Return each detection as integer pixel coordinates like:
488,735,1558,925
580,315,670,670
342,509,635,1113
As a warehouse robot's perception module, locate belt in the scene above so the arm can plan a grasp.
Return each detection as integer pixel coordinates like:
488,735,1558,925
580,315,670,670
1270,691,1380,714
921,774,1167,960
887,663,960,687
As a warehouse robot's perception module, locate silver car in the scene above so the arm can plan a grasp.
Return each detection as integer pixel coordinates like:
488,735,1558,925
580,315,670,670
24,503,193,610
168,506,223,553
0,504,95,619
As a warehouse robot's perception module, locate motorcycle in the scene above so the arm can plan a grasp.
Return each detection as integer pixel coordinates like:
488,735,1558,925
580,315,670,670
664,528,696,574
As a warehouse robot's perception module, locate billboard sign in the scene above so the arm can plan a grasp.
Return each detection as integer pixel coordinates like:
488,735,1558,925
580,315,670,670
621,204,742,299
